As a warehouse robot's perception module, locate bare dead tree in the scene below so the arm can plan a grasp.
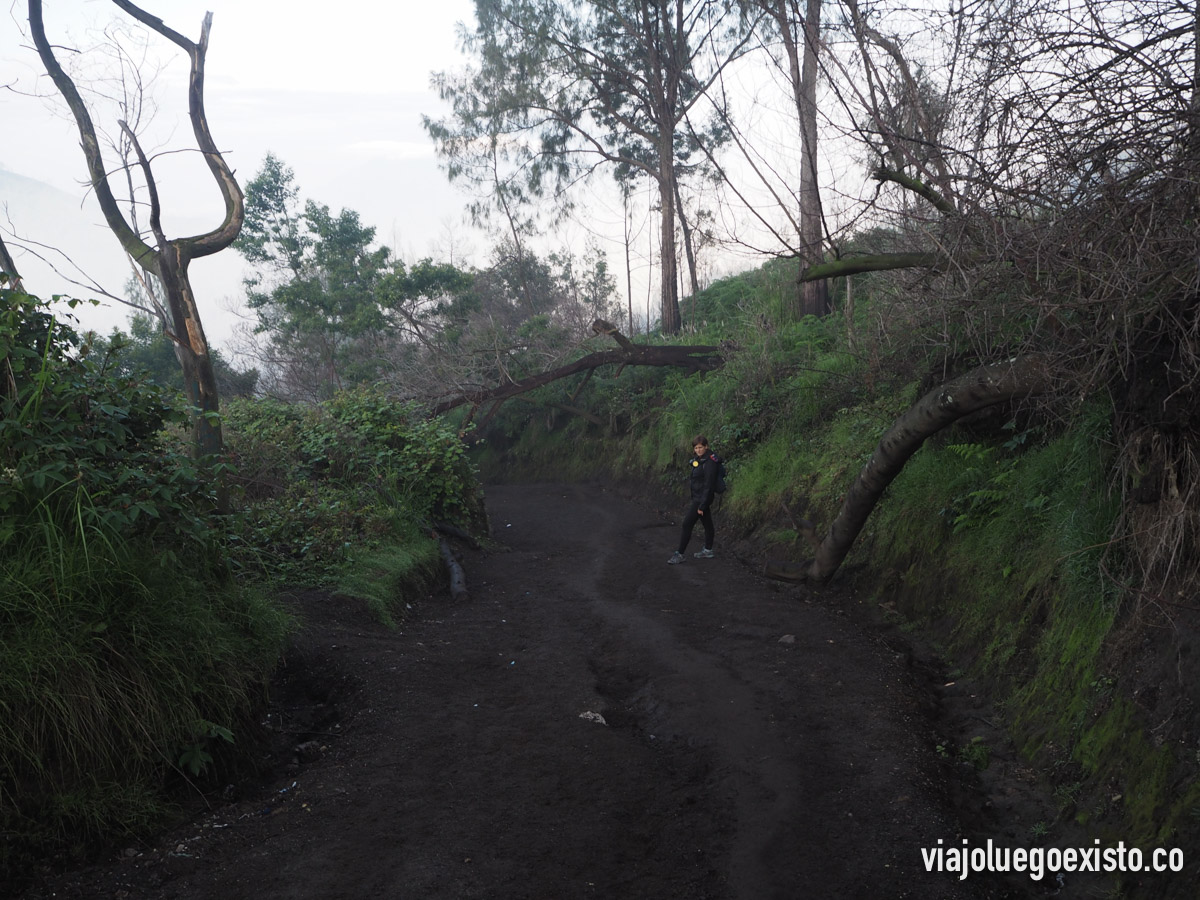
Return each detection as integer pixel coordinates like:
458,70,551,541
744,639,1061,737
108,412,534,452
28,0,244,458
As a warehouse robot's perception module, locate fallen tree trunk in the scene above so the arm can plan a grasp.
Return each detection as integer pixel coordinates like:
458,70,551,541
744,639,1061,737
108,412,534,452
766,354,1055,584
438,537,469,602
433,520,481,550
430,320,723,417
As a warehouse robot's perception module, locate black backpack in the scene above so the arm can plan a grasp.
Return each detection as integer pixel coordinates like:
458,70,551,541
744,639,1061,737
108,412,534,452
711,453,728,494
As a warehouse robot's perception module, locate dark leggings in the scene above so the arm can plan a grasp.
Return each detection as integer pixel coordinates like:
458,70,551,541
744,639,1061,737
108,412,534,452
678,506,714,553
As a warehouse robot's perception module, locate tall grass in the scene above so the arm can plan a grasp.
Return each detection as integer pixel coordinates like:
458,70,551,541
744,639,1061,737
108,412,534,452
0,500,290,877
336,520,442,627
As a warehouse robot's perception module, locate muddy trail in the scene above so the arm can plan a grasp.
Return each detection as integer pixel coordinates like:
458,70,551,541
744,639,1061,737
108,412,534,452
18,482,1089,899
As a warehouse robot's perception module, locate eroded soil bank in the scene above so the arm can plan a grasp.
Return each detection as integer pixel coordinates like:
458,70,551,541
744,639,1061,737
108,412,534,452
17,483,1129,899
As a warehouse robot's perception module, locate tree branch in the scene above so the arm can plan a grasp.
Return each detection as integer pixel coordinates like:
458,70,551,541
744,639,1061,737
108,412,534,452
112,2,244,258
429,320,723,416
28,0,157,272
871,167,957,216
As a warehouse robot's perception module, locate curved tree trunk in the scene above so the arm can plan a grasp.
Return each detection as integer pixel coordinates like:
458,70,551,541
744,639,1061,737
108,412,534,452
767,354,1054,584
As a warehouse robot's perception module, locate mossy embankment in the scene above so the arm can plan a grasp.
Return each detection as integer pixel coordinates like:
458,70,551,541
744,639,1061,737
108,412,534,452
468,268,1199,884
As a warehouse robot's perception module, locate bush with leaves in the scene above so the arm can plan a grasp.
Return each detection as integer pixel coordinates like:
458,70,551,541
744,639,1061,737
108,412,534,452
0,294,220,546
0,289,289,884
223,387,485,590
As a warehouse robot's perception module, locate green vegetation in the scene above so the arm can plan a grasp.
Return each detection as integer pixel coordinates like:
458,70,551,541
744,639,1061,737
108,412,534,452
0,290,288,875
1,289,484,881
222,389,483,623
471,261,1198,856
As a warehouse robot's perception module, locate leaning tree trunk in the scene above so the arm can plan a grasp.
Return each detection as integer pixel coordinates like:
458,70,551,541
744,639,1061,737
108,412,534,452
673,177,699,308
767,355,1054,583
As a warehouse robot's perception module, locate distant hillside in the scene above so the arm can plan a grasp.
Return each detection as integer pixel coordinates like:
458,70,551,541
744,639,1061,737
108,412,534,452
0,166,127,301
0,166,243,348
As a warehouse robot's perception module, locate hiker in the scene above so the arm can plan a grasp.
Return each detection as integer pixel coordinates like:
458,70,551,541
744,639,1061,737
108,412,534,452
668,434,721,564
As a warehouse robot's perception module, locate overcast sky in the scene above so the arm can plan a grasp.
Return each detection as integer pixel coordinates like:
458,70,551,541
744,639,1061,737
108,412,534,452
0,0,483,345
2,0,818,351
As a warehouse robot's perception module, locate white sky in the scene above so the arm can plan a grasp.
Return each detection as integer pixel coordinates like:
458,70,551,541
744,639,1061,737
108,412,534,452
1,1,838,351
0,0,483,346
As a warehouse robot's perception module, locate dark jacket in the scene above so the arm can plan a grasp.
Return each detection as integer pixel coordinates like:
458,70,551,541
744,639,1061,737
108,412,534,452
688,452,720,511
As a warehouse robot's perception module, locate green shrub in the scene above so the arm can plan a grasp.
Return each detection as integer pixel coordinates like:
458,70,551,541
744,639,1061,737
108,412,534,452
223,387,485,590
336,522,443,627
0,292,217,547
0,289,289,879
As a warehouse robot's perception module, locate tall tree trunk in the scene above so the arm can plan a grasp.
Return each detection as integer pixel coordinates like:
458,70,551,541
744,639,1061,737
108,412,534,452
796,0,828,318
658,162,682,333
646,178,655,333
648,0,683,336
1190,0,1200,169
765,0,828,319
623,185,635,335
674,177,699,307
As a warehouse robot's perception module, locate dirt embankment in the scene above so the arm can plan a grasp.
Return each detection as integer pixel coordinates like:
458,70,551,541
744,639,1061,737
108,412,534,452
17,482,1137,899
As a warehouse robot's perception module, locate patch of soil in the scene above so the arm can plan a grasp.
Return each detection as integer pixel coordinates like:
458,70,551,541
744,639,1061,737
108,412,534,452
14,483,1131,899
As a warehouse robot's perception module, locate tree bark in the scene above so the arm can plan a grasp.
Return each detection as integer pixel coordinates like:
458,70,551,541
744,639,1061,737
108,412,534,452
0,234,25,292
658,163,683,333
766,355,1054,584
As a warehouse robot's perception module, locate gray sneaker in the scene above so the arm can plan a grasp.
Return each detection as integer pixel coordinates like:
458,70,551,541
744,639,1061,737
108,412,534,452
667,551,685,565
694,548,715,559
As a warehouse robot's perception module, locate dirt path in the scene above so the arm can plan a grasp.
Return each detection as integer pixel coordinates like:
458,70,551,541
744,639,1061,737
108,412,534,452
18,482,1046,899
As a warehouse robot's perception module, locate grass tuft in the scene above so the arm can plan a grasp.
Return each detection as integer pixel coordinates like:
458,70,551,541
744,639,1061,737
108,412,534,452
0,518,290,879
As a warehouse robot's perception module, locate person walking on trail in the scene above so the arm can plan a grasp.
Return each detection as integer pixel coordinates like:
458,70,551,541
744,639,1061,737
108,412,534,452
669,435,721,564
